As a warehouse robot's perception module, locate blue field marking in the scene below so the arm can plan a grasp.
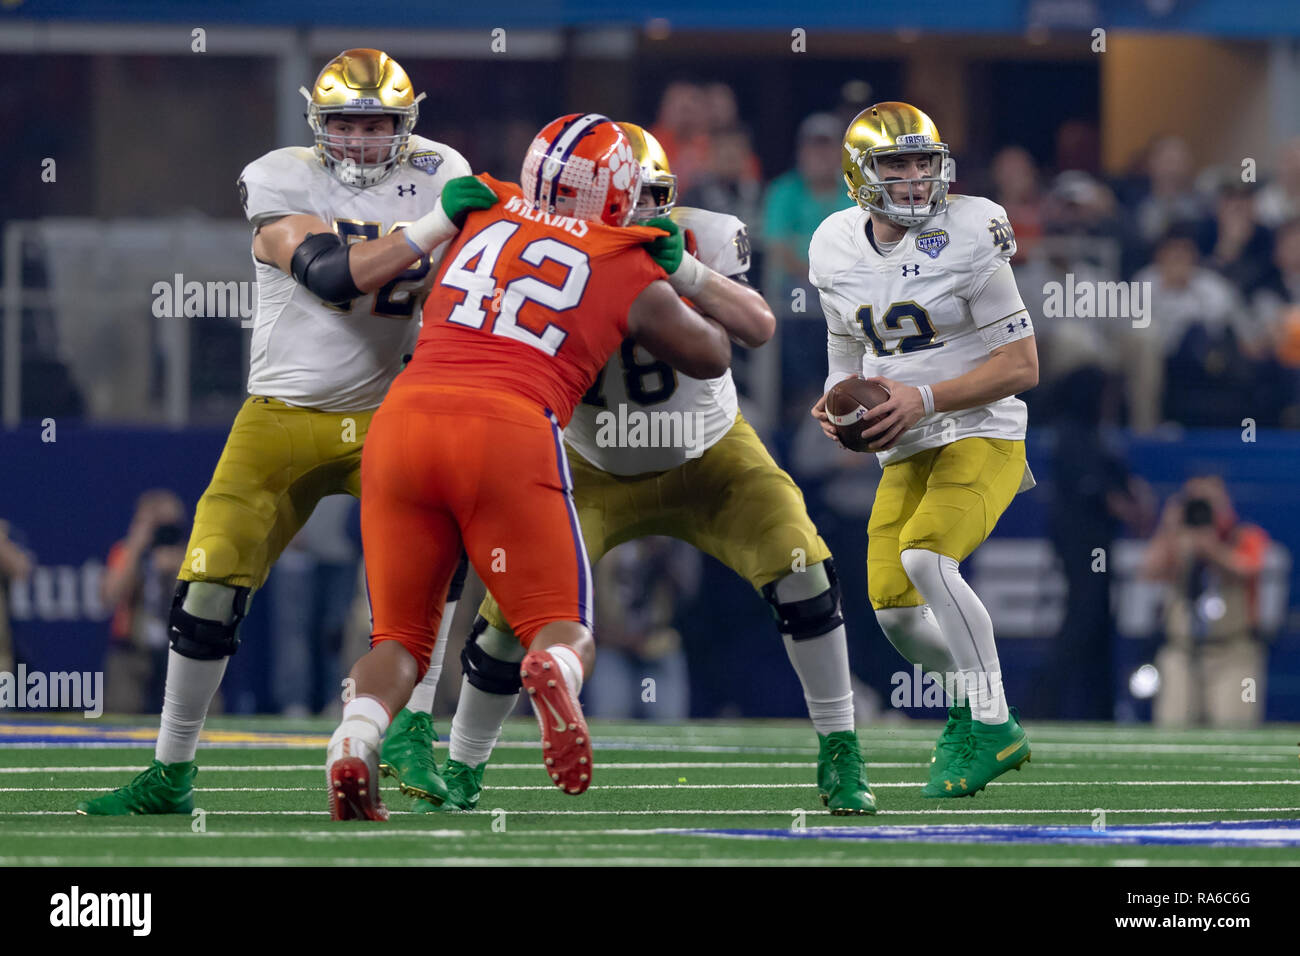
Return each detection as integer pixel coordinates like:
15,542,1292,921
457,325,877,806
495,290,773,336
689,819,1300,848
0,722,328,748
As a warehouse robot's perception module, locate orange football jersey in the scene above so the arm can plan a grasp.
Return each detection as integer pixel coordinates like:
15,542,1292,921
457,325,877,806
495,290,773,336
401,174,668,425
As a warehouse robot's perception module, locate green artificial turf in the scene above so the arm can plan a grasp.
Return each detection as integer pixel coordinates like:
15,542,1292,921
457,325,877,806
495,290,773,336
1,716,1297,865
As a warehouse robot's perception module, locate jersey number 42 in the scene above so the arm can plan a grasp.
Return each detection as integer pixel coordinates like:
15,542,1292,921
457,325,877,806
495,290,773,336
439,220,592,357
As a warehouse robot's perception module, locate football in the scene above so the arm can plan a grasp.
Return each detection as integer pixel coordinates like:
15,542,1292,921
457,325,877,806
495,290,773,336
826,377,891,452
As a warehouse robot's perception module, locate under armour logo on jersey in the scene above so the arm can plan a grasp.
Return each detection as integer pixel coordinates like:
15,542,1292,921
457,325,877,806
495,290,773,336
901,264,921,277
1006,316,1029,333
397,184,416,197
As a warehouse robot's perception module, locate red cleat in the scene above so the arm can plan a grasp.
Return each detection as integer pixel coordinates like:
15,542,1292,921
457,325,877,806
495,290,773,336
328,756,390,821
520,649,593,795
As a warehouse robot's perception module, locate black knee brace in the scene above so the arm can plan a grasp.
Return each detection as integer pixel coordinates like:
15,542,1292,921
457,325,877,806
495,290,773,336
167,581,250,661
447,550,470,605
461,616,524,695
761,558,844,641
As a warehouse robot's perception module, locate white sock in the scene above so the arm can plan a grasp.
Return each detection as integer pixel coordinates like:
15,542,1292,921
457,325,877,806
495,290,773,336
954,667,1007,723
782,625,855,734
155,650,228,764
900,549,1008,724
769,564,854,734
448,678,519,767
407,599,457,714
155,582,246,764
327,696,390,771
545,644,585,702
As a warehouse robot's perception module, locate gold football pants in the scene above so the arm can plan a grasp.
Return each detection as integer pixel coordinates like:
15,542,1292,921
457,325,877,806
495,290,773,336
480,414,831,632
867,437,1026,609
178,396,371,590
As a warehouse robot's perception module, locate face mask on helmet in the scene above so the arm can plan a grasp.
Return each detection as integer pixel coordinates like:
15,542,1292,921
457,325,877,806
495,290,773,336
849,145,952,227
631,177,676,222
853,149,950,227
521,114,644,227
843,102,952,228
308,109,416,187
299,49,424,188
617,122,676,223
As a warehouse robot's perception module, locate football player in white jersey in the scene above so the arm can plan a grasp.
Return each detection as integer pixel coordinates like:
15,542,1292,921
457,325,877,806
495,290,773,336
77,49,496,816
379,123,877,815
809,103,1039,798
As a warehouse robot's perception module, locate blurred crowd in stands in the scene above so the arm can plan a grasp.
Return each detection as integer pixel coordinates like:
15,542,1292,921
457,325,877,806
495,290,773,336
10,76,1299,434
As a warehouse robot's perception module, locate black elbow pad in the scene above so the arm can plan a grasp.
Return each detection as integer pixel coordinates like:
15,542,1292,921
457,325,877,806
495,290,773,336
290,232,362,305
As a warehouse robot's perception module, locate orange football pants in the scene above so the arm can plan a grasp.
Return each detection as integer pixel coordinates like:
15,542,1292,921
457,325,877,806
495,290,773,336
360,384,593,677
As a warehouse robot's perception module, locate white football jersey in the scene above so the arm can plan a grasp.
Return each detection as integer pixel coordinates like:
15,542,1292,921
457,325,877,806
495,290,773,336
564,205,750,476
239,136,471,412
809,194,1029,467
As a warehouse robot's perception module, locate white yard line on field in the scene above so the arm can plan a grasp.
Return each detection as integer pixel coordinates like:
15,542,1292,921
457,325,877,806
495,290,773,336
4,806,1299,817
4,757,1291,774
8,779,1298,793
2,854,1201,867
0,762,898,773
3,739,1294,756
4,822,1298,842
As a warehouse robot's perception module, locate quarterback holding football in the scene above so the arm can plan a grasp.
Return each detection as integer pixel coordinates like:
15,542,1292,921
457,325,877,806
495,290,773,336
810,102,1038,797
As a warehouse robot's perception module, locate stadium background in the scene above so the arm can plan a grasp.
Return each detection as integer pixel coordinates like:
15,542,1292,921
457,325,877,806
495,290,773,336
1,0,1299,725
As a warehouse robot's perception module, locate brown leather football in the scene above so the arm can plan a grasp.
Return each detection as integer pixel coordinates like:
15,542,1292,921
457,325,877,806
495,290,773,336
826,378,891,452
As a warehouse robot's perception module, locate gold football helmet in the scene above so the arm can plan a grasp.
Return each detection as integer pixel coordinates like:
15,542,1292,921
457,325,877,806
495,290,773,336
299,49,426,188
618,122,677,221
842,102,951,226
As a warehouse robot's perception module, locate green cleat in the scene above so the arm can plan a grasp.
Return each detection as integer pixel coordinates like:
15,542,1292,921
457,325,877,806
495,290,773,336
927,703,972,785
921,709,1030,798
433,759,485,811
75,759,196,815
816,732,836,806
822,730,877,815
378,709,448,807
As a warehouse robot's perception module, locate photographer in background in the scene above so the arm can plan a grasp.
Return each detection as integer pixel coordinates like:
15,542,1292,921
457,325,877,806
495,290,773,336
101,490,189,713
1140,476,1270,727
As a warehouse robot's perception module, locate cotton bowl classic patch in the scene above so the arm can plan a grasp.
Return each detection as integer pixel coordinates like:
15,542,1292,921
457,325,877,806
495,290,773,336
410,150,444,175
915,228,949,259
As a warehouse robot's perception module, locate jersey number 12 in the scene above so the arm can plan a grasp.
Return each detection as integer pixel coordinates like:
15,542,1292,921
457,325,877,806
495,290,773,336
855,301,944,357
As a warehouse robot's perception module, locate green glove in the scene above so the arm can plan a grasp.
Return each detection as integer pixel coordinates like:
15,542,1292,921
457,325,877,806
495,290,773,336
439,176,499,227
406,176,498,252
641,216,684,275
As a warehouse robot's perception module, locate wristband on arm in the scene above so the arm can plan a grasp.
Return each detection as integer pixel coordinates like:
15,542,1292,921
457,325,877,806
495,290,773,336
403,203,457,255
918,384,936,417
666,252,713,298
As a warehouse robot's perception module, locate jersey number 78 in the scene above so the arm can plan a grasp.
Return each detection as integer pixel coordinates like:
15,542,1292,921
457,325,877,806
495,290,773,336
335,220,430,318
